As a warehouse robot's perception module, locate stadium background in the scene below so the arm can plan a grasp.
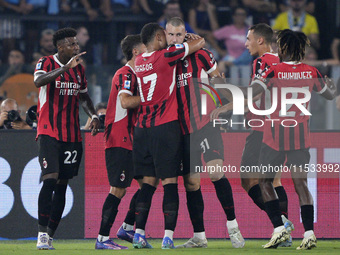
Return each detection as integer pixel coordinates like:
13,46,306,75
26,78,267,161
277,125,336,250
1,131,339,239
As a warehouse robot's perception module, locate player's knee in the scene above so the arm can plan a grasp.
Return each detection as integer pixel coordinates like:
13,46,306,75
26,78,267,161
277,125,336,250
293,178,308,194
273,178,282,187
110,186,126,199
241,178,258,192
209,172,224,182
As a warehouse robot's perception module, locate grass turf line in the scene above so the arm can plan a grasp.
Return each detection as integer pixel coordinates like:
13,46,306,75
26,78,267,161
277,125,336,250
0,239,340,254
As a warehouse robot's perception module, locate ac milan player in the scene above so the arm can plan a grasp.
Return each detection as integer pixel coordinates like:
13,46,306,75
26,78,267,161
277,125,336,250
34,28,100,250
165,17,244,249
95,35,146,250
211,23,293,247
132,22,204,249
229,29,336,249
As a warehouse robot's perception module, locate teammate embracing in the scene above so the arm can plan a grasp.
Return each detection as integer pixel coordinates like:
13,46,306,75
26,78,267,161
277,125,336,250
95,35,146,250
132,22,205,249
166,17,244,248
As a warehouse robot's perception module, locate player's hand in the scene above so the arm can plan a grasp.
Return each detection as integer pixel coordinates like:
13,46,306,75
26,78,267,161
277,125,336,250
0,111,8,127
325,75,336,92
185,33,201,42
210,103,233,121
89,116,100,136
210,73,226,86
65,52,86,69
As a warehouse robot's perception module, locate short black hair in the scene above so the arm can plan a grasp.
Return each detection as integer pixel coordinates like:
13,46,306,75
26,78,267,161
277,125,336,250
53,27,77,48
249,23,273,44
166,17,185,27
277,29,310,62
140,23,163,45
121,34,142,61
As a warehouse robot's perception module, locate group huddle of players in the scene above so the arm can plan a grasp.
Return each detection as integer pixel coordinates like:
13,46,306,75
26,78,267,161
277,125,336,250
33,18,336,251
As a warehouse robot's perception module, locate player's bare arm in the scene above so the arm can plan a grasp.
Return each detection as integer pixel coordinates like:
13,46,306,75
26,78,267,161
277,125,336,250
79,92,100,136
34,52,86,88
119,93,141,109
186,37,205,56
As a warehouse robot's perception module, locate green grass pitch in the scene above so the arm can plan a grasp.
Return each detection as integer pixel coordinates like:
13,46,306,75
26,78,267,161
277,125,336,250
1,239,340,254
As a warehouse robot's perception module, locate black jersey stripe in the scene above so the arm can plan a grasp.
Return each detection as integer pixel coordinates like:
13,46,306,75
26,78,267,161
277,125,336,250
119,73,123,87
168,60,178,67
198,53,211,71
136,105,143,128
279,125,284,151
142,106,150,128
160,100,167,117
289,126,295,151
176,59,190,134
150,104,159,127
164,48,185,58
105,123,112,142
271,125,275,141
299,122,305,149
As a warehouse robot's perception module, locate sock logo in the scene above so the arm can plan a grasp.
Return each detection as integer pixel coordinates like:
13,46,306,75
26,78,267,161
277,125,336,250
42,158,48,169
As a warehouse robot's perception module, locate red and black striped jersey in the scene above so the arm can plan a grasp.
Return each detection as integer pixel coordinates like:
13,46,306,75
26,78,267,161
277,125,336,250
176,48,217,135
104,63,137,150
34,54,87,142
251,62,327,151
246,52,279,132
135,43,189,128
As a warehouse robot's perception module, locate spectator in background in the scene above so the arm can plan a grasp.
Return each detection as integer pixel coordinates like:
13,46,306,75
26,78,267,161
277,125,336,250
188,0,225,58
213,7,252,72
242,0,278,25
79,0,113,64
272,0,320,49
135,0,165,18
279,0,315,14
76,26,91,63
0,0,25,64
158,1,195,33
0,49,33,85
38,29,56,56
0,98,31,129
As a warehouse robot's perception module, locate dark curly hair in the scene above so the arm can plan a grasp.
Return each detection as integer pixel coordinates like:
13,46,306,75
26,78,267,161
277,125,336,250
121,34,142,61
53,27,77,48
141,23,163,46
277,29,310,62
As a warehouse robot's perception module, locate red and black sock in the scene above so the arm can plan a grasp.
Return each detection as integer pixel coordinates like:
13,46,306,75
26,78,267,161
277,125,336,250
275,186,288,218
135,183,156,231
123,189,140,226
212,177,235,221
163,183,179,231
186,188,205,232
99,193,121,236
264,199,283,228
301,205,314,231
38,178,57,232
248,184,265,211
47,184,67,237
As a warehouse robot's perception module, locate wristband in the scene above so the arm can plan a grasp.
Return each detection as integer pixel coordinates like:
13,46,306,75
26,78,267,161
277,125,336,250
91,115,99,120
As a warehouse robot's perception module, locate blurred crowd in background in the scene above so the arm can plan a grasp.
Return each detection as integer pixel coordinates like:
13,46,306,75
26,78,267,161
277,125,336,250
1,0,340,129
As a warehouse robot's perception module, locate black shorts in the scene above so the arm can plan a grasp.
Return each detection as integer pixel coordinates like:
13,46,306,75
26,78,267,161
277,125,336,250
258,143,310,178
180,122,224,176
105,147,135,188
240,130,263,179
38,135,83,179
133,121,182,179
